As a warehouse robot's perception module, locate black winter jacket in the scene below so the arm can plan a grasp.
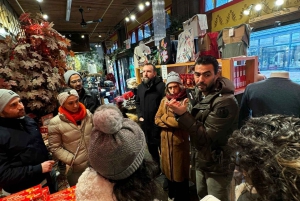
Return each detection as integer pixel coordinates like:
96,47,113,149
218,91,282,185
0,116,49,193
178,77,239,174
136,76,165,144
79,88,100,114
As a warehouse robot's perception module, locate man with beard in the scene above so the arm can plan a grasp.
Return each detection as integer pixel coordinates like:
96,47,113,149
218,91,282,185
0,89,57,194
64,70,100,114
167,56,239,200
136,63,165,169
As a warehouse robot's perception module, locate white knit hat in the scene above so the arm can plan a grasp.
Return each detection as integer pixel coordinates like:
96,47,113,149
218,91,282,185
64,70,82,84
0,89,20,113
57,89,79,105
89,105,146,180
166,71,182,86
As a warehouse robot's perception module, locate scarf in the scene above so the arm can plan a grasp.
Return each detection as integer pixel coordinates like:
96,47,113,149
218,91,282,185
166,89,187,101
58,102,87,125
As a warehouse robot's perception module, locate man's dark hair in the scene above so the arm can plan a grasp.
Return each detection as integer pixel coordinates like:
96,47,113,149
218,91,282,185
228,114,300,201
144,63,156,72
195,55,219,75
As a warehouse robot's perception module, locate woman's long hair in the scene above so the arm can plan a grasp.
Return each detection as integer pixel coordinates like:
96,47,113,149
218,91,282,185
228,114,300,201
109,158,159,201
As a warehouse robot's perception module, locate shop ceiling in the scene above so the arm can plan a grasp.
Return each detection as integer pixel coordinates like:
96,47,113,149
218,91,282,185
7,0,141,43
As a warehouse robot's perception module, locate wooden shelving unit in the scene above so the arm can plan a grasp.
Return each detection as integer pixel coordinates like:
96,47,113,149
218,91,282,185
135,56,258,95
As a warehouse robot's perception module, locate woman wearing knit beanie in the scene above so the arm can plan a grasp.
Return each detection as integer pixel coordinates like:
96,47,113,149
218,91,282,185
48,88,93,187
76,105,159,201
155,71,190,201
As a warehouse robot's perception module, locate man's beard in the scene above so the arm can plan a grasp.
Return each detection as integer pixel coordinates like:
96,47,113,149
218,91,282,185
142,77,151,84
196,81,214,93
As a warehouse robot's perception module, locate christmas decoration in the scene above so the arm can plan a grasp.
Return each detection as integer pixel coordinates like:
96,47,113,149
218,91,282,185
0,13,73,117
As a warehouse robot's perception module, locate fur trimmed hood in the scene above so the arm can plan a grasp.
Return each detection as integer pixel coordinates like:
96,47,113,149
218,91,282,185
76,167,116,201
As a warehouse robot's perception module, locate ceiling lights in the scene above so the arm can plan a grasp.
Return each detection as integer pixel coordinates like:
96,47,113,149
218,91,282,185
243,0,287,17
124,1,151,23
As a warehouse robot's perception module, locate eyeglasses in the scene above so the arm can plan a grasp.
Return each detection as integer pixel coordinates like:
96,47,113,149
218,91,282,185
70,79,82,84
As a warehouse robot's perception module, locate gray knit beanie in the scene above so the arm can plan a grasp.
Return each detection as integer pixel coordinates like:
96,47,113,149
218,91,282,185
0,89,20,113
63,70,82,84
89,105,146,180
166,71,182,86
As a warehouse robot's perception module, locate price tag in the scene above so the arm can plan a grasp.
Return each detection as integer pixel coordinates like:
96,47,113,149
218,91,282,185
229,28,234,37
161,65,168,79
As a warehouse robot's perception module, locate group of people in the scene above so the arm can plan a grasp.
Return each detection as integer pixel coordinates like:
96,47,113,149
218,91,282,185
1,55,300,201
135,56,300,201
0,68,161,200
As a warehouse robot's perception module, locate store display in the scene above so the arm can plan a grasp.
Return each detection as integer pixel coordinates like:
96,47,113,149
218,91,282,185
182,14,208,38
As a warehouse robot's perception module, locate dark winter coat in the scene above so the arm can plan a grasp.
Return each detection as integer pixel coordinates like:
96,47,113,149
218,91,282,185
0,116,49,193
178,77,239,174
136,76,165,144
155,97,190,182
79,88,100,114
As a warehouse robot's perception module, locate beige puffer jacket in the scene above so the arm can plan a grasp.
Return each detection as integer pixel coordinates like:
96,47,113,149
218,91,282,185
48,110,93,172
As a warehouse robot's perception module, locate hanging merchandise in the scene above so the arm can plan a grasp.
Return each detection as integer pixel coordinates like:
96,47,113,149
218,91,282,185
176,28,195,63
152,0,166,46
133,41,151,69
217,23,251,58
183,14,208,38
198,32,220,59
158,36,172,65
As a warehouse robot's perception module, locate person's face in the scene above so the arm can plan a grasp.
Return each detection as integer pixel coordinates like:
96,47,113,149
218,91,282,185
0,97,25,118
194,64,219,95
69,74,83,91
167,82,180,95
62,95,79,113
142,65,156,84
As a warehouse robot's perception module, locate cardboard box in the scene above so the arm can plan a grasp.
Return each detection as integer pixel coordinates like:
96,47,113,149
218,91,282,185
183,14,207,38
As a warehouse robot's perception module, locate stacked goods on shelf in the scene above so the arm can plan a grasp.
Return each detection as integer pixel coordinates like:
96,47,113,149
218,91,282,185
179,73,195,89
233,62,247,89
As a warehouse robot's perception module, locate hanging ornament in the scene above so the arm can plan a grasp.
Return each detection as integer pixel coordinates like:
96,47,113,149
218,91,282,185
152,0,166,46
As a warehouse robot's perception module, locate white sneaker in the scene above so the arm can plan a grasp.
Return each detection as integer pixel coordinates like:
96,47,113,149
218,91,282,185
168,198,174,201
